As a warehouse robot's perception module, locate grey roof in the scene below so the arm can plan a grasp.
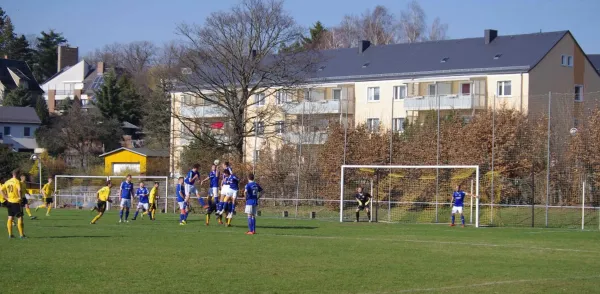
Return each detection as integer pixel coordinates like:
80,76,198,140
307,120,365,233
588,54,600,72
0,107,41,124
310,31,568,82
0,59,42,92
8,137,39,150
122,121,140,129
99,147,168,158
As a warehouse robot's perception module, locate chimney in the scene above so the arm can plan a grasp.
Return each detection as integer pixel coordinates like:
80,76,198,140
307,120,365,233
57,45,79,72
358,40,371,54
97,62,105,74
484,29,498,44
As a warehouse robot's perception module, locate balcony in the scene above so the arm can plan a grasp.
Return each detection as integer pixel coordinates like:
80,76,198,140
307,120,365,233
180,105,227,118
282,131,328,145
403,94,485,111
283,100,350,115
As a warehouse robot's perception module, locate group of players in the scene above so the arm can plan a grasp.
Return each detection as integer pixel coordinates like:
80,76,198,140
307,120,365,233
90,160,263,235
0,170,55,239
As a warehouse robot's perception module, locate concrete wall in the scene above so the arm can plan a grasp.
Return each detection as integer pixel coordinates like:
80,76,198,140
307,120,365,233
485,73,529,112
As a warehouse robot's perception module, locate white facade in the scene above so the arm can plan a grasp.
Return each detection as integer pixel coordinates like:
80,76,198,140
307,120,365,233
0,122,39,151
41,60,92,102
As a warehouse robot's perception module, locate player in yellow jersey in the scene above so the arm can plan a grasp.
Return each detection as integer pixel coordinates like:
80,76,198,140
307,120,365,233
35,176,54,216
145,182,159,220
20,174,36,220
0,178,7,207
91,181,113,224
1,170,26,239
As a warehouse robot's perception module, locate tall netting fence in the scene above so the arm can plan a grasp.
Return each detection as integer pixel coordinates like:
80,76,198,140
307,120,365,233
227,90,600,229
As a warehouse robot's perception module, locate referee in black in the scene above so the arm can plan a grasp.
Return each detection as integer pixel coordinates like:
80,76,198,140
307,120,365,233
355,187,372,222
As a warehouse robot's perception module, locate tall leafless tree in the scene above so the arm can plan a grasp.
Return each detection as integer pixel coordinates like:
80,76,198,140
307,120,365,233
173,0,319,161
398,1,448,43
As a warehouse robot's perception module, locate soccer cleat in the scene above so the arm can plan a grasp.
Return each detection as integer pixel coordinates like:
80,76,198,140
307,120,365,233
132,218,136,221
46,214,50,217
90,222,96,225
8,235,15,239
461,224,465,228
205,222,209,226
119,219,123,223
35,207,39,212
20,235,27,239
449,224,455,227
30,216,37,220
218,220,223,225
179,222,186,226
245,231,253,235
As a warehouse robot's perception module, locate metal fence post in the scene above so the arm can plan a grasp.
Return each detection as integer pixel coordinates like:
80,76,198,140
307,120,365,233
545,92,551,227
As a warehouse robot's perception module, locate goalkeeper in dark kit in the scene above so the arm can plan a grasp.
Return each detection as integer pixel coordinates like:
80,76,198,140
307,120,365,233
355,187,371,222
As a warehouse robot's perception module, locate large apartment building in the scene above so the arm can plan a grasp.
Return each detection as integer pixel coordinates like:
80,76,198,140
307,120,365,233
170,29,600,175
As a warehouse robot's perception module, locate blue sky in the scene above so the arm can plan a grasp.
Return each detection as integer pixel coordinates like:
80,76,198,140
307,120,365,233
4,0,600,55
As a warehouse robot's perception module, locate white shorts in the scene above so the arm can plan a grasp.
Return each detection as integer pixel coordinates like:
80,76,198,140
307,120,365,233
226,189,238,199
451,206,463,214
221,185,230,196
209,187,218,197
137,202,149,210
178,201,187,210
120,199,131,208
185,184,197,196
245,205,257,215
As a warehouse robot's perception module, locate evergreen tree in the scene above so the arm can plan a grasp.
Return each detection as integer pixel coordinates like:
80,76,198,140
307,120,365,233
35,96,49,125
0,9,16,58
2,85,32,107
32,30,67,82
302,21,327,48
9,35,33,64
116,75,143,125
93,70,121,121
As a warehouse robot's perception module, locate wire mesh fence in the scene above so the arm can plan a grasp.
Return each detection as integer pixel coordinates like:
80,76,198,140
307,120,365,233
237,90,600,229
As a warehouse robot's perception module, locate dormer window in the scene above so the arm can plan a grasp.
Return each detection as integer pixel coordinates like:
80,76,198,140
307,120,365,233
494,54,502,60
440,57,449,63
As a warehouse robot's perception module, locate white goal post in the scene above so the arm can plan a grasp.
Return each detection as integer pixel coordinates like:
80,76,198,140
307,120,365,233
340,165,480,227
54,175,169,212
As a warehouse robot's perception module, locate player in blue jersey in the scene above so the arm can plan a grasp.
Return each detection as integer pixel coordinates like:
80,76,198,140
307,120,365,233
222,168,239,227
184,164,200,221
118,175,134,223
244,173,263,235
450,185,477,227
132,182,149,220
216,161,232,217
176,177,188,225
201,164,220,225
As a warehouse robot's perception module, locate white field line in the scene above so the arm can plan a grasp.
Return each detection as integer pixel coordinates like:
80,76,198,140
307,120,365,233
207,230,600,254
387,275,600,293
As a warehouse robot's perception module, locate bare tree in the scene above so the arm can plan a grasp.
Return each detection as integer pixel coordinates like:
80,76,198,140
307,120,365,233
360,5,397,45
427,17,448,41
173,0,319,161
330,15,361,48
398,0,426,43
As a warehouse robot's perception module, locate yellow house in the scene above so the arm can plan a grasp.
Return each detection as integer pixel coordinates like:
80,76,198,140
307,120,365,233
100,147,169,175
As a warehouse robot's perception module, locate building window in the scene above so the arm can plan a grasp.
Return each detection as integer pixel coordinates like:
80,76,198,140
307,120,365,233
255,121,265,135
0,132,3,139
3,126,10,136
392,118,405,132
275,121,284,134
183,95,191,104
255,94,265,106
428,84,436,96
332,89,342,101
393,86,406,100
24,127,31,137
253,150,260,161
366,118,380,132
460,83,471,95
497,81,512,97
367,87,380,102
561,55,573,67
575,85,583,102
303,89,311,101
276,91,289,105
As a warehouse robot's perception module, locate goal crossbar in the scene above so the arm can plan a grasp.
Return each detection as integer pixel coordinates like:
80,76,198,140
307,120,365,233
340,165,480,227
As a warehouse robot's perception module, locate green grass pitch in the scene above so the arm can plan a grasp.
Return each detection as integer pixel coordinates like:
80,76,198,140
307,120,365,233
1,210,599,293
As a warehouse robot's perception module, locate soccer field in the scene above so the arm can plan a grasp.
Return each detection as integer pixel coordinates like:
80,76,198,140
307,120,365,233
2,210,600,293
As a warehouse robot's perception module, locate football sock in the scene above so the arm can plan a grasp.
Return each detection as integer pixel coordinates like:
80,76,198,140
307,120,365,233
38,204,46,209
47,206,51,214
367,211,371,221
184,211,189,220
199,198,206,207
356,212,359,222
125,210,130,220
151,210,155,220
119,210,124,220
231,201,236,213
25,207,32,217
226,217,231,226
251,217,256,232
91,214,102,224
206,214,210,224
247,217,252,231
133,211,139,219
228,203,234,214
7,219,12,236
179,214,185,222
17,218,24,237
461,215,465,225
218,214,223,223
451,215,455,224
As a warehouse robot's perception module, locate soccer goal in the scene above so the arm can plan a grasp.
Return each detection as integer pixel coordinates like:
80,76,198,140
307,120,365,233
54,175,170,212
340,165,480,227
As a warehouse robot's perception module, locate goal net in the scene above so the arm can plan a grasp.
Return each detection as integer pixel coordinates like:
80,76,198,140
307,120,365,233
340,165,480,227
54,175,170,212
